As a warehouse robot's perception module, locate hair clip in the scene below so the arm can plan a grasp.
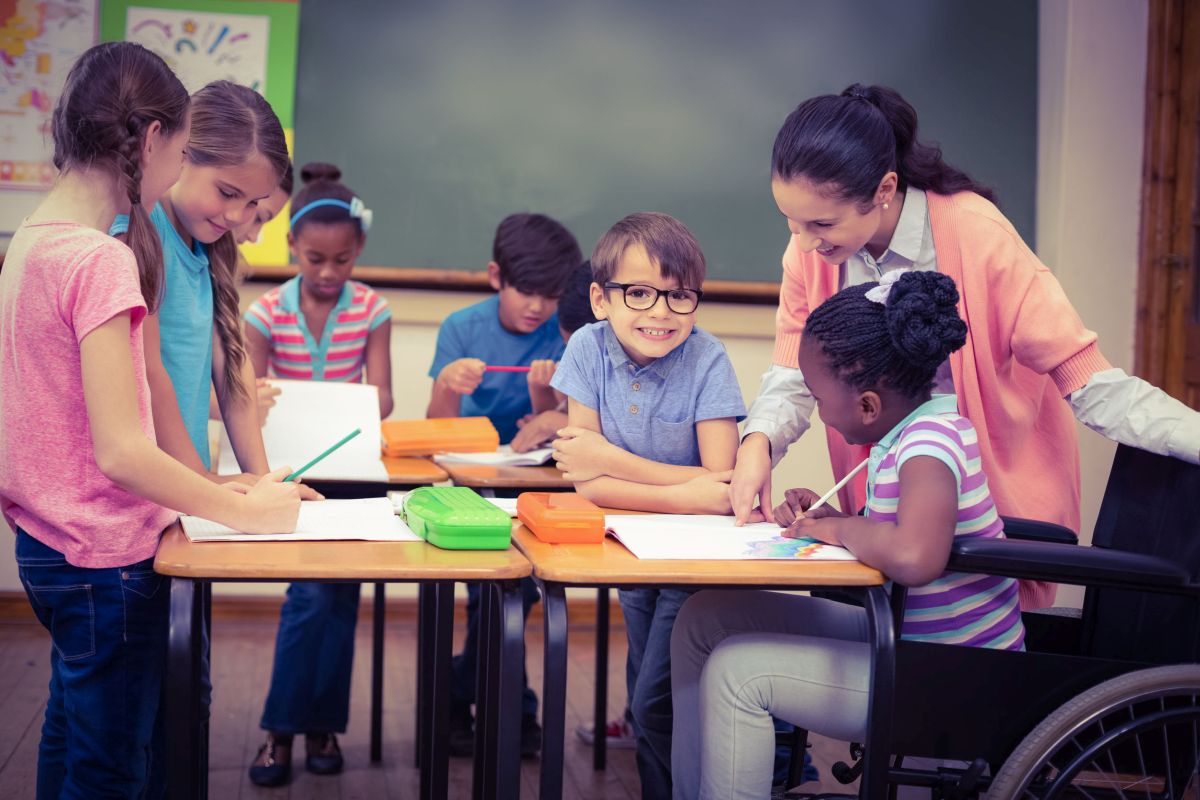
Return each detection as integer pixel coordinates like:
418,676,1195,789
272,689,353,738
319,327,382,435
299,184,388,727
864,268,909,306
348,196,373,232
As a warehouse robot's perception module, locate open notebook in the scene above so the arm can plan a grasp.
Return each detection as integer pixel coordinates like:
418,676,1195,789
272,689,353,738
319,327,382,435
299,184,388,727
433,445,553,467
180,498,421,543
605,515,857,561
218,380,388,482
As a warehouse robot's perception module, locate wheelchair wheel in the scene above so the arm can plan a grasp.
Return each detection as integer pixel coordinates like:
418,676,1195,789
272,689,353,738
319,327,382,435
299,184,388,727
987,665,1200,799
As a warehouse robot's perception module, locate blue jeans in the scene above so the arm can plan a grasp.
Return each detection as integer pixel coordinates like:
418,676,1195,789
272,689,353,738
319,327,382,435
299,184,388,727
450,578,540,717
15,529,169,800
619,587,691,800
260,582,361,733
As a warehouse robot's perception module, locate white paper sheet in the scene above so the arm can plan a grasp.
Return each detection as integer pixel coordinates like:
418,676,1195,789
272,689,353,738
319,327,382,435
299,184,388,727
433,445,553,467
218,380,388,482
181,498,421,542
605,515,857,561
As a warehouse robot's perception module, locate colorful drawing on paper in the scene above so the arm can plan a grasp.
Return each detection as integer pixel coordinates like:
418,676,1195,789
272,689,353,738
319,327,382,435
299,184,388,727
742,536,835,560
0,0,97,190
124,6,268,94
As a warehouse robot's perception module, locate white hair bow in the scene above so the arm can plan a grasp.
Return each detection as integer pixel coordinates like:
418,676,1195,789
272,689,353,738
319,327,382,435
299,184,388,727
349,196,373,232
864,268,910,305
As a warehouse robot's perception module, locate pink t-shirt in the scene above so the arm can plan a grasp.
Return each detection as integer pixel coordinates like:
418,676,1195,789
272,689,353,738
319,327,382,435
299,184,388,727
0,221,176,568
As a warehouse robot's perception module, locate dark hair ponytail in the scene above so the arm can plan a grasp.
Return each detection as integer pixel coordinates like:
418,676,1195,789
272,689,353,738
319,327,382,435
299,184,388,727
52,42,189,311
772,83,997,207
803,271,966,399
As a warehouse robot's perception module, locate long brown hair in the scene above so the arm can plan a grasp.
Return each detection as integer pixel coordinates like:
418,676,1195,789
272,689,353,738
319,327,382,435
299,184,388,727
185,80,289,401
51,42,189,310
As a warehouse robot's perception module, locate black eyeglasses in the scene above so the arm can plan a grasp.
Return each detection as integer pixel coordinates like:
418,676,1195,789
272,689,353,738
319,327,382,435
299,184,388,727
603,282,703,314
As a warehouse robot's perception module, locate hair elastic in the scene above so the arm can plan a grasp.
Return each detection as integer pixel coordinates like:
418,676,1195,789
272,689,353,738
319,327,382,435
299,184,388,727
289,197,373,231
864,268,910,306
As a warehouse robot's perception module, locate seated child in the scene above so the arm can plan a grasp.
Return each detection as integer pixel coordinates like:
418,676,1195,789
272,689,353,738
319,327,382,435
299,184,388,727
510,260,598,453
427,212,582,758
669,271,1026,800
550,212,746,798
241,162,392,786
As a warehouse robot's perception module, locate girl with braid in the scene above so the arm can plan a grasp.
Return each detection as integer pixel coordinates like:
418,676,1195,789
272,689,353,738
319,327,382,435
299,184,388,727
731,84,1200,611
671,271,1025,800
0,43,299,798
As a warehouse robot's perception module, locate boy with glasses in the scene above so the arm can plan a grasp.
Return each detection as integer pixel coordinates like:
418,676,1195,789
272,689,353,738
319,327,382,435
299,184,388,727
550,212,745,798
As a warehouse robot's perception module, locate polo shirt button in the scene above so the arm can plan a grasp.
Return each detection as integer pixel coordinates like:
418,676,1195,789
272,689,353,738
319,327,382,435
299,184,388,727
632,382,640,391
121,571,130,580
630,404,639,414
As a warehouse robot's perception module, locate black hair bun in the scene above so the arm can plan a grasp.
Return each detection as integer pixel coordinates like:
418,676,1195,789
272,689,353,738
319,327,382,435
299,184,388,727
300,161,341,185
884,271,967,370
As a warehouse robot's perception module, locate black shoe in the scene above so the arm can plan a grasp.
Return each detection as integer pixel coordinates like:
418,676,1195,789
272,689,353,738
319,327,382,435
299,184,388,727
248,732,293,787
520,714,542,759
448,701,475,758
305,731,344,775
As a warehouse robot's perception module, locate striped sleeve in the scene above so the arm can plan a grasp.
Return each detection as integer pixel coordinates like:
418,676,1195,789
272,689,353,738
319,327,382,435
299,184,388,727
362,285,392,331
894,416,967,494
244,292,275,339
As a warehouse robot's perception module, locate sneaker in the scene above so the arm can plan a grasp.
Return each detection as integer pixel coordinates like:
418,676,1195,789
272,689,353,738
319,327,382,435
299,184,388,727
448,701,475,758
574,718,637,749
304,731,344,775
248,732,293,787
520,714,542,759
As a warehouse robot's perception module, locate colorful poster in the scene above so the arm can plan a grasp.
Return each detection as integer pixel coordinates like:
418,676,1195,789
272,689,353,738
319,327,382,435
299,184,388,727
123,6,268,94
0,0,98,190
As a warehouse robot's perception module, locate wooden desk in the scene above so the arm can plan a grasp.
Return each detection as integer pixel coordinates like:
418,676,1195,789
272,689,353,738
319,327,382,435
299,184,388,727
441,462,573,490
384,456,449,484
511,522,896,800
156,525,531,800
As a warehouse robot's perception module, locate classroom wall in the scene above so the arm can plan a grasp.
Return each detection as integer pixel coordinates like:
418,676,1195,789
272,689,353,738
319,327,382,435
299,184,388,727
0,0,1151,608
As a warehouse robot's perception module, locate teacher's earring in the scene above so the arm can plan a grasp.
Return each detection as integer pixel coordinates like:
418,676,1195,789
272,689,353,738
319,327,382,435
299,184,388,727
882,202,890,210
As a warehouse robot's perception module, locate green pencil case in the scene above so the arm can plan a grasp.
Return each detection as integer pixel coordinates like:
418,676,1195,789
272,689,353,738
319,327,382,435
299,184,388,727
402,487,512,550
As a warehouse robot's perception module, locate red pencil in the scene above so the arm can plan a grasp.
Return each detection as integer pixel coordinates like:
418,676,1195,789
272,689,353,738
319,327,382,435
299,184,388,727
484,365,532,373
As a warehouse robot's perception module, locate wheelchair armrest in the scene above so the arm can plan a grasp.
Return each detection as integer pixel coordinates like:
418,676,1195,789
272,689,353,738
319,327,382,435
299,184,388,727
948,537,1196,594
999,515,1078,544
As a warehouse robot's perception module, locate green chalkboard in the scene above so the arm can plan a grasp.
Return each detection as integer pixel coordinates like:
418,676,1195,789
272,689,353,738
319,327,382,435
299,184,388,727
293,0,1037,283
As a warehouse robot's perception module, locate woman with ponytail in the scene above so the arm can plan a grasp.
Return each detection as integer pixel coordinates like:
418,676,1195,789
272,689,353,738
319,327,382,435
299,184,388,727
673,272,1025,800
731,84,1200,610
0,44,299,798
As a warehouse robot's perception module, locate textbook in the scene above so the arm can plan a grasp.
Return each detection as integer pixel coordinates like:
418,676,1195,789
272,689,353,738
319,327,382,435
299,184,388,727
605,515,857,561
218,380,388,482
432,445,553,467
180,498,421,542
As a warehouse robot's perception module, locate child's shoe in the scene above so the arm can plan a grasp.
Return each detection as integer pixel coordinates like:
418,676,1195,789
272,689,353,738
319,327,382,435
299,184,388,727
521,714,543,759
248,732,293,787
305,731,344,775
574,717,637,749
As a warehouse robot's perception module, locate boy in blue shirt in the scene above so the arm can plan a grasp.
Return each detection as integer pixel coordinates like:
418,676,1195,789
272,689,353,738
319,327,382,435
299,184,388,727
550,212,745,799
428,212,581,758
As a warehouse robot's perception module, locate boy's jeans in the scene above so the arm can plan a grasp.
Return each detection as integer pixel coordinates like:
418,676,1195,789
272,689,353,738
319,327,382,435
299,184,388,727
16,529,169,800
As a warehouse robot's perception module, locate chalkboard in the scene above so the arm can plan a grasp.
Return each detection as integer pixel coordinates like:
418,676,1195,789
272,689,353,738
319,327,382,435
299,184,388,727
293,0,1037,283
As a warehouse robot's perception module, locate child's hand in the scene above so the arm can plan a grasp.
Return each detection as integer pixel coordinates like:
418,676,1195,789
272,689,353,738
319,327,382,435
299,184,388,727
511,411,565,453
552,426,614,482
256,378,281,425
527,359,557,388
240,466,301,534
782,515,844,546
772,488,844,526
438,358,486,395
673,470,736,515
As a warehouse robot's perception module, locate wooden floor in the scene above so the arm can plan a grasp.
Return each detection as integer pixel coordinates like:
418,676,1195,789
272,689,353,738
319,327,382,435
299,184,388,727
0,616,860,799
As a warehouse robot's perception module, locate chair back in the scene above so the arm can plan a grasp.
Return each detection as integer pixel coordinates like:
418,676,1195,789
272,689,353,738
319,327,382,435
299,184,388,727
1082,444,1200,662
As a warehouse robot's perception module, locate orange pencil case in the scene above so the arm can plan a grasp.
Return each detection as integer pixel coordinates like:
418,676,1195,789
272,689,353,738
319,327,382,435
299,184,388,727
381,417,500,457
517,492,606,544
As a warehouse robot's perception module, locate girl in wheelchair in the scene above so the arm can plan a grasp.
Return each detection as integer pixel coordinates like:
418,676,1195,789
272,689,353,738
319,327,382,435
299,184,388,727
670,270,1025,799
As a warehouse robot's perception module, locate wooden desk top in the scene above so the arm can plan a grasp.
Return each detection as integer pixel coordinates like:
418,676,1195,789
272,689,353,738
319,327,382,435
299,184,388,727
511,523,884,587
154,524,530,581
441,463,573,490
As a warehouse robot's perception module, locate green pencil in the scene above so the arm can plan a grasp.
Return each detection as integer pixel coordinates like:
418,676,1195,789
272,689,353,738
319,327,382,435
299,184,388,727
285,428,362,482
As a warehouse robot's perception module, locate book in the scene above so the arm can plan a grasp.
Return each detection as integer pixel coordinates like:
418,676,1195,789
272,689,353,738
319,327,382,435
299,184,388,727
180,498,421,543
604,515,857,561
218,380,388,482
433,445,553,467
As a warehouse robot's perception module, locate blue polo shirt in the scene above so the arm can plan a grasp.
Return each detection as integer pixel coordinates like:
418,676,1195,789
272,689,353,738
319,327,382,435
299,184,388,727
428,295,566,443
550,321,746,467
110,204,214,468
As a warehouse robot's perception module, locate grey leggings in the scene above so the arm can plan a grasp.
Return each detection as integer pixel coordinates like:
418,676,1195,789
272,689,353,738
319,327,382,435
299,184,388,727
670,590,873,800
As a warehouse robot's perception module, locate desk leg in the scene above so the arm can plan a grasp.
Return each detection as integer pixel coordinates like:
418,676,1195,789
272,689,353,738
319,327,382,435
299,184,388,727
861,586,896,800
594,586,609,772
540,581,568,800
494,581,525,799
166,577,205,800
415,582,433,769
419,581,453,800
472,583,496,800
372,581,385,764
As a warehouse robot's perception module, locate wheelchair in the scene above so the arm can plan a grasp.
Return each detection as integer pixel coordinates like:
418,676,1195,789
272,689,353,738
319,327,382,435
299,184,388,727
783,444,1200,799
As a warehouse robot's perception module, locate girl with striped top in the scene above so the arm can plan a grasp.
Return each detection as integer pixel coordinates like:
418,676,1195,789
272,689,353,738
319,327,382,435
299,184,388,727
242,163,393,787
670,270,1023,800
